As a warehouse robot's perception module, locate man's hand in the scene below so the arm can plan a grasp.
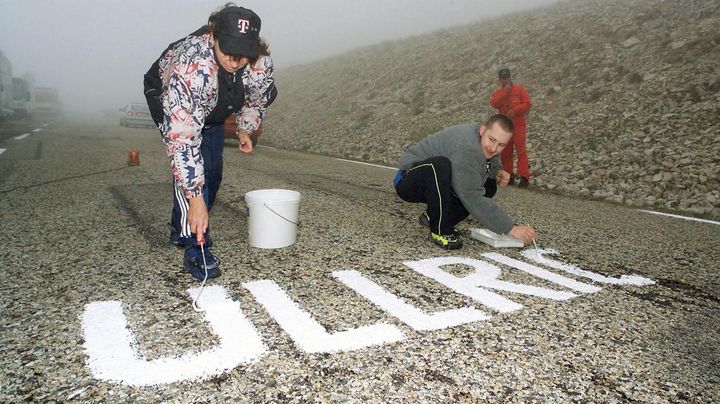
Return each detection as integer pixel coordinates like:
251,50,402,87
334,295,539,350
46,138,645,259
188,196,209,244
496,170,511,187
509,225,536,246
237,130,253,154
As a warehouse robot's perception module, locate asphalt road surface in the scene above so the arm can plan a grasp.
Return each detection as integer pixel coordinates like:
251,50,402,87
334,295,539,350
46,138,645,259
1,120,718,402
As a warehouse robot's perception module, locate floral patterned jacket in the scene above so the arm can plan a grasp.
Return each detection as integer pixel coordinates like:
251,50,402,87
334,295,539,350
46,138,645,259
155,32,275,198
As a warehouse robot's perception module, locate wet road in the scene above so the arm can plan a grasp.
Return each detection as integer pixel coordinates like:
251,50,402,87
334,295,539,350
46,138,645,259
1,120,718,402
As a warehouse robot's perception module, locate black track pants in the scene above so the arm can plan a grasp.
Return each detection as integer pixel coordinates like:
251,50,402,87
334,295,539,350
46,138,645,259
395,156,496,235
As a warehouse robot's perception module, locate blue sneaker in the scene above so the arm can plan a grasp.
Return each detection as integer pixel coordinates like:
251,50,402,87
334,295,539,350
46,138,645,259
169,227,182,247
183,246,221,281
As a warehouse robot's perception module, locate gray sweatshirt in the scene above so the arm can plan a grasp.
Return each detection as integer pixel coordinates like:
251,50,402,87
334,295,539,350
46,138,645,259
398,123,514,234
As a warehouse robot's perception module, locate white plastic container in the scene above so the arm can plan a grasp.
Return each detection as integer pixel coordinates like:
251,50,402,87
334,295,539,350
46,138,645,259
244,189,301,249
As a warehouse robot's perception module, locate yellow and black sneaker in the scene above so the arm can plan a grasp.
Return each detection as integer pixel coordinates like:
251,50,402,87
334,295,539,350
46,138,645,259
420,211,461,237
429,232,462,250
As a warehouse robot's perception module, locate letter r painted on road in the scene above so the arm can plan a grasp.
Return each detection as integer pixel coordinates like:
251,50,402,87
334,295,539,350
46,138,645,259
403,256,578,313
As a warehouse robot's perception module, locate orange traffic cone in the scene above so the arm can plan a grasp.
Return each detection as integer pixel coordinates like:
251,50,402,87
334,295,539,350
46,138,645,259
127,149,140,166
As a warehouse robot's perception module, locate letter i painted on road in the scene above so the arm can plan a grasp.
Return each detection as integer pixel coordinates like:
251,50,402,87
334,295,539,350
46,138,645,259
521,248,655,286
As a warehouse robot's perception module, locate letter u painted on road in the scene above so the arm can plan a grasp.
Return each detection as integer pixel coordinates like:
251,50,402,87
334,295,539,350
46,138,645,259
80,250,654,386
81,286,266,386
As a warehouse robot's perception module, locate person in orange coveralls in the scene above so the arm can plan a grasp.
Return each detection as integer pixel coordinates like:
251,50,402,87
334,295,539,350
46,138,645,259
490,68,532,187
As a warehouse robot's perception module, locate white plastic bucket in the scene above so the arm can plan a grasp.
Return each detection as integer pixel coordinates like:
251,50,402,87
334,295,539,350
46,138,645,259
244,189,302,249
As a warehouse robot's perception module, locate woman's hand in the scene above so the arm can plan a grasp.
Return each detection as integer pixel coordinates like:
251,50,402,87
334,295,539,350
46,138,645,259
188,196,209,244
237,130,254,154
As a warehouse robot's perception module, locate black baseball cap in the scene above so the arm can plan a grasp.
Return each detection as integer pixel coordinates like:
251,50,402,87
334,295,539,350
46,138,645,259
498,68,511,79
214,7,261,57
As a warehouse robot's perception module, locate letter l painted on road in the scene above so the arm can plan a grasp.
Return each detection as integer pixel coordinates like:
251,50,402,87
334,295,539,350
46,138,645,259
244,279,405,353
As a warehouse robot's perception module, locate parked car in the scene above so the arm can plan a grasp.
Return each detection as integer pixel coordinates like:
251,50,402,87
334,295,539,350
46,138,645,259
119,103,155,128
223,83,277,145
34,87,61,120
224,114,263,146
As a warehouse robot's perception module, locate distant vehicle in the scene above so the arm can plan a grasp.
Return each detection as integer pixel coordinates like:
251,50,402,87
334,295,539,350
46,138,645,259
11,76,35,118
119,102,155,128
0,50,12,119
34,87,61,120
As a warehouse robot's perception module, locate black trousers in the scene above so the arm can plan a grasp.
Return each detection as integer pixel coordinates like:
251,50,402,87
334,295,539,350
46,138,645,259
395,156,496,235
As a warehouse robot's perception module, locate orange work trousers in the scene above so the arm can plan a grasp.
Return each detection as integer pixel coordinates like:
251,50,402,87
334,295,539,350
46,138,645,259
500,126,530,179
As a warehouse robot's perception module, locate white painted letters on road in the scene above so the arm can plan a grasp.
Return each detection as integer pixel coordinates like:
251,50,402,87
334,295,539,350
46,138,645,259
81,250,655,386
404,257,577,313
333,269,489,331
482,252,601,294
522,248,655,286
244,279,406,353
81,286,266,386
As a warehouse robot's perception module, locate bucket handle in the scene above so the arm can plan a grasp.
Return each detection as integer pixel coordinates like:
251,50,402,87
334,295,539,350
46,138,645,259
263,203,301,226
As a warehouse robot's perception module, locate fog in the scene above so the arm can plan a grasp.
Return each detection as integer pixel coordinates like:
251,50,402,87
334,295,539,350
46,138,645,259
0,0,559,116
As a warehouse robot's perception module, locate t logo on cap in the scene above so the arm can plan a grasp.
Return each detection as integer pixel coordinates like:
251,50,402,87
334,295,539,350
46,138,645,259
238,19,250,33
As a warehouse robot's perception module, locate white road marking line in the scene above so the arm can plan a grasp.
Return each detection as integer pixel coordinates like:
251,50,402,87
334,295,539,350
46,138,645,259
0,148,6,155
335,158,395,170
32,128,42,132
337,158,718,226
639,209,720,226
14,133,31,140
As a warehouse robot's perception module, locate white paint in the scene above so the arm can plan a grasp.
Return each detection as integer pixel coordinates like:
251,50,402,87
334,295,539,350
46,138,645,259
244,279,405,353
333,269,489,331
482,252,601,294
32,128,42,132
67,387,89,400
521,248,655,286
14,133,31,140
42,123,49,127
81,286,267,386
80,251,657,386
335,157,395,170
0,148,5,155
639,209,720,226
404,257,577,313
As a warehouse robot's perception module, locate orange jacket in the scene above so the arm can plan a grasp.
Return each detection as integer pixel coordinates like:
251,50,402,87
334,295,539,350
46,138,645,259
490,84,531,130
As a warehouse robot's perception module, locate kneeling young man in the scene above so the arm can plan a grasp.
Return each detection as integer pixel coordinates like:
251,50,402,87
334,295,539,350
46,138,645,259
394,114,536,249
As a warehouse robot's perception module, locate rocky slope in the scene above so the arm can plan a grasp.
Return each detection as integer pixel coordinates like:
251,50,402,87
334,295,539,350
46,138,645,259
263,0,720,219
